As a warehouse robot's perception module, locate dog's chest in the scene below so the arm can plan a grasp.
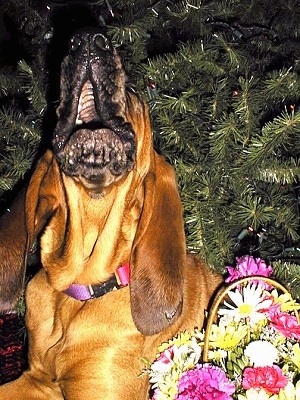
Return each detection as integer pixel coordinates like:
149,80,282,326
25,270,145,379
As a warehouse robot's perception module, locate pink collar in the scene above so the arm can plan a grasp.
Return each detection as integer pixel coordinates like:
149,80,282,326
64,263,130,301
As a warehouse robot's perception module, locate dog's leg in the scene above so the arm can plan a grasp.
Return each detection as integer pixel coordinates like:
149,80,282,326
0,374,63,399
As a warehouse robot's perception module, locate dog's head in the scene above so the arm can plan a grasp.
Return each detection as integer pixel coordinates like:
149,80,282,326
52,28,136,191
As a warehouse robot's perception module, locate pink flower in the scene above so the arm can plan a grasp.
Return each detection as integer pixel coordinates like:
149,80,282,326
175,364,235,400
267,308,300,339
151,346,175,374
151,389,160,400
156,347,174,364
242,365,288,394
226,255,273,287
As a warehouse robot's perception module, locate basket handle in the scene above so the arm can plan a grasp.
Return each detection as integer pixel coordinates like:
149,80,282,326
202,276,297,362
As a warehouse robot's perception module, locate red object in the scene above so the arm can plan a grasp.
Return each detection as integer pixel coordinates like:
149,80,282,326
0,313,26,385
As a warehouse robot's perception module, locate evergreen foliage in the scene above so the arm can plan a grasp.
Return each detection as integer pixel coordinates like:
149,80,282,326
0,0,299,298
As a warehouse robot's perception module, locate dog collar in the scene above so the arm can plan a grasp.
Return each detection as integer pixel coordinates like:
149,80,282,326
64,263,130,301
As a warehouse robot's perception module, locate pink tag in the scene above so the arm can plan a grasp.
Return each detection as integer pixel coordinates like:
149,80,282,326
116,263,130,286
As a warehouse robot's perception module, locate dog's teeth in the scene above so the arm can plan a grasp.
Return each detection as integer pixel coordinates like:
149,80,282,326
75,116,83,125
76,102,83,125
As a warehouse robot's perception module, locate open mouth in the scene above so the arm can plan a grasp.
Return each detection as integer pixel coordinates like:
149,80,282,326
52,30,136,189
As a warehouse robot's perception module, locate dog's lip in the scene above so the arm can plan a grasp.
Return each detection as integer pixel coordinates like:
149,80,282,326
72,120,109,134
58,127,135,172
65,127,124,158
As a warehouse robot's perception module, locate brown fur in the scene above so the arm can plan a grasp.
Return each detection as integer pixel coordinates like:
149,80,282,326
0,92,222,399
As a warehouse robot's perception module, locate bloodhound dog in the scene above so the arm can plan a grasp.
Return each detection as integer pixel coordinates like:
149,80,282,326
0,28,222,399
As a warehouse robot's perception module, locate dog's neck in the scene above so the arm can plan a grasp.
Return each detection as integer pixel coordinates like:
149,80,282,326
64,263,130,301
38,162,140,293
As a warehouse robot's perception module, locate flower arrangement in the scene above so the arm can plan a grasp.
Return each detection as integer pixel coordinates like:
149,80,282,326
144,255,300,400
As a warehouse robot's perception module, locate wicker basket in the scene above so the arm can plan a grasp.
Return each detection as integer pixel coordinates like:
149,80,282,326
203,276,300,363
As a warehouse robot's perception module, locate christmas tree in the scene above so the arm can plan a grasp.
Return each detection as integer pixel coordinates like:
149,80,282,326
0,0,300,299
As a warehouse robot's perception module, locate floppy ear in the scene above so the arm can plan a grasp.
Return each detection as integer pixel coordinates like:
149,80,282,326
0,188,28,311
0,150,61,311
130,155,186,335
25,150,63,247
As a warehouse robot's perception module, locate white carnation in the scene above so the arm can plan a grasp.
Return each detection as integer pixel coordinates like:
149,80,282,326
244,340,279,366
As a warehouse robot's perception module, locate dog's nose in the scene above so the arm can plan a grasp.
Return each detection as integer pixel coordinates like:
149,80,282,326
94,34,111,51
70,34,82,52
69,30,112,58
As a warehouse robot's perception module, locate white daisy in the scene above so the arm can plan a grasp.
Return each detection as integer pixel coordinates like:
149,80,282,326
218,284,273,324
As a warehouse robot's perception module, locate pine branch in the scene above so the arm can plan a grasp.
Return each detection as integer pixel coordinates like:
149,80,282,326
273,260,300,300
256,158,300,184
242,110,300,168
0,108,41,142
263,68,300,102
0,68,23,97
18,60,47,115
